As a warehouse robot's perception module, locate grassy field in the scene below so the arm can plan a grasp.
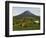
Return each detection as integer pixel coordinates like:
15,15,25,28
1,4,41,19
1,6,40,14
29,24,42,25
13,16,40,31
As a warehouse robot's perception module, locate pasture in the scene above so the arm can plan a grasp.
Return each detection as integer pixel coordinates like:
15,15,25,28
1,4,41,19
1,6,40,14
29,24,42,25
13,16,40,31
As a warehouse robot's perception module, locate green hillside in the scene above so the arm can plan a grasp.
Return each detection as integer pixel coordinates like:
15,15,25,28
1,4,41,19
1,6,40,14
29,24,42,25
13,16,40,31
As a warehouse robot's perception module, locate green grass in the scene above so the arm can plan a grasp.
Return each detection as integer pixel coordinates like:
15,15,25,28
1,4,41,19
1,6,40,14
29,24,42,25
13,16,40,31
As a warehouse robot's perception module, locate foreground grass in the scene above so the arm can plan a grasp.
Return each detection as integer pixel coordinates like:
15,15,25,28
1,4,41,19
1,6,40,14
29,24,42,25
13,16,40,31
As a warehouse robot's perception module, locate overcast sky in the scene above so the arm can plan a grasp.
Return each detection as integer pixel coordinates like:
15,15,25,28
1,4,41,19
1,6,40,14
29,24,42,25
12,7,40,16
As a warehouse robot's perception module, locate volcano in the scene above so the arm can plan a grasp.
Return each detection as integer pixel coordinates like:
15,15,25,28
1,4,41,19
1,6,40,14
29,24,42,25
13,10,40,31
15,10,38,18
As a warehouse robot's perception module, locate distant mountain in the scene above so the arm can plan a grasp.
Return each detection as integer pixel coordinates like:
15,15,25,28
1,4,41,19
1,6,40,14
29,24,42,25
15,10,39,18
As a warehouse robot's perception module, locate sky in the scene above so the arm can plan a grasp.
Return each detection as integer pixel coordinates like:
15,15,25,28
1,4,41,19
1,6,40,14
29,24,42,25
12,7,40,16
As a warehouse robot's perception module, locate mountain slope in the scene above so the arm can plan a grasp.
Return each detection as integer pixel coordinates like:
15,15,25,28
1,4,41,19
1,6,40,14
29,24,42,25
15,10,38,17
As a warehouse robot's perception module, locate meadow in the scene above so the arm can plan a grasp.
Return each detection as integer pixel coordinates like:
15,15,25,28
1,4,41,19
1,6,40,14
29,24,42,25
13,16,40,31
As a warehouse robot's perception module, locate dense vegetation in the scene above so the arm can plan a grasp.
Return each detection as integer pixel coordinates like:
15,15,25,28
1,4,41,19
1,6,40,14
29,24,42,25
13,16,40,31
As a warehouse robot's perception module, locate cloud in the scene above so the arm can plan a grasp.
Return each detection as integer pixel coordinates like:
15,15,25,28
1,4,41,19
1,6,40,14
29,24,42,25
12,7,40,16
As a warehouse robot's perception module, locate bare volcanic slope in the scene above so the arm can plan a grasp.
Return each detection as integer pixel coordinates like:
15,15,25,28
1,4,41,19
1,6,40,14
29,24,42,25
15,10,38,17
